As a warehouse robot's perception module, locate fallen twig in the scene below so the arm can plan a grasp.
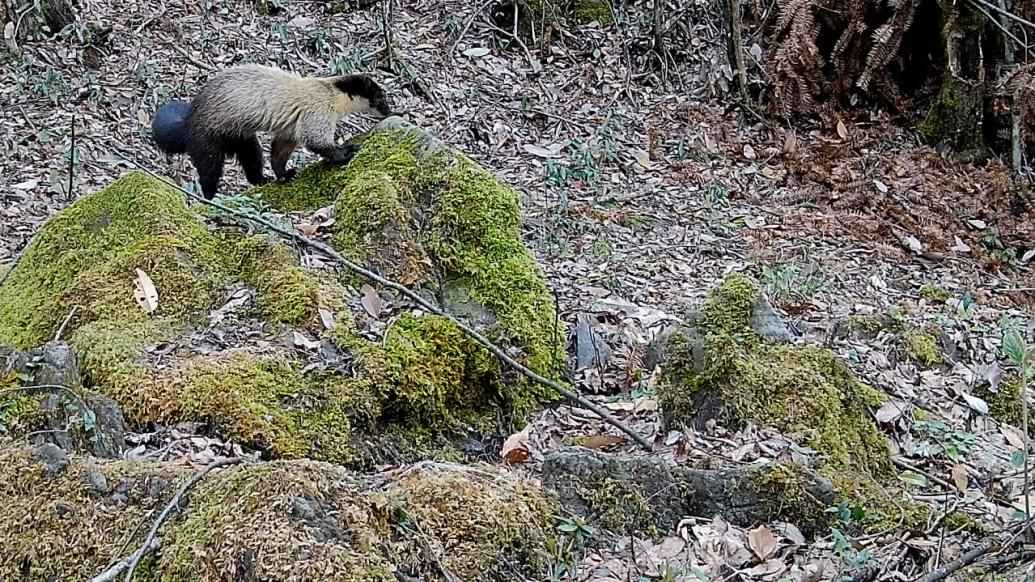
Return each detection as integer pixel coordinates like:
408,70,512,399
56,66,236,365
115,456,248,582
448,0,496,57
91,153,655,452
913,540,997,582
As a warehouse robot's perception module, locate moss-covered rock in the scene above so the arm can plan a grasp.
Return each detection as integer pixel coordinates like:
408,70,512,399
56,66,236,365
0,118,563,465
654,274,899,530
0,447,557,581
901,327,945,366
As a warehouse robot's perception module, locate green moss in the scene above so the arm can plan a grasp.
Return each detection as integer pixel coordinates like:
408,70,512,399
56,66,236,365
229,235,319,325
920,283,951,302
749,464,829,531
255,127,565,413
702,272,758,337
0,448,190,581
0,171,227,349
659,274,897,526
573,0,613,24
902,329,943,366
159,461,394,581
384,465,557,579
977,375,1027,432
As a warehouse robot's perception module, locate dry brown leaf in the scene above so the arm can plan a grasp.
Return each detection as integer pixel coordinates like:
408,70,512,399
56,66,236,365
653,536,686,560
361,283,381,318
584,434,625,450
784,130,797,153
132,269,159,314
836,120,849,139
632,148,652,169
874,400,910,424
747,525,778,560
501,425,531,464
1001,424,1026,450
950,465,968,492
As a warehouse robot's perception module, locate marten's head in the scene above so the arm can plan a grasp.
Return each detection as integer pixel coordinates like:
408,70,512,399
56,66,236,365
334,75,394,118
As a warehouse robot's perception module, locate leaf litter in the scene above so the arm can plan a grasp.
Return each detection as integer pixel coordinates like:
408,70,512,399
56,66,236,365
0,0,1033,579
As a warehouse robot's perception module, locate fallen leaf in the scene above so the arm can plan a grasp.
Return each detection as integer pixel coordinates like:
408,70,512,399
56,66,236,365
951,236,971,253
462,47,490,58
501,425,531,464
873,179,889,193
904,235,923,253
132,269,159,314
584,434,625,450
361,284,381,318
743,144,756,160
1001,424,1026,450
967,219,987,229
746,559,785,577
783,131,797,153
631,148,652,169
747,525,778,560
318,308,335,330
898,471,928,487
874,400,910,424
960,392,989,415
950,465,968,492
1023,249,1035,263
290,332,321,351
523,143,562,158
836,120,849,139
12,179,39,191
653,536,686,559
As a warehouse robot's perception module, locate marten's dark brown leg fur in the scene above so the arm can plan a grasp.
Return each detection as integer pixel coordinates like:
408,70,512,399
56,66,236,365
231,135,267,186
187,137,225,199
271,137,298,181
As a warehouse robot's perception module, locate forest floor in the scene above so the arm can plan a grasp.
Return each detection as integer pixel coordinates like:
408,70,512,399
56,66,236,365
1,0,1034,579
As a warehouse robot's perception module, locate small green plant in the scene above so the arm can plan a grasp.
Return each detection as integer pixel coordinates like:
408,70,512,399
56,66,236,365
329,49,366,75
1003,323,1034,519
306,28,333,58
760,260,828,305
705,183,728,206
549,516,597,581
442,16,460,33
270,22,291,43
132,61,157,85
33,67,68,104
913,420,976,462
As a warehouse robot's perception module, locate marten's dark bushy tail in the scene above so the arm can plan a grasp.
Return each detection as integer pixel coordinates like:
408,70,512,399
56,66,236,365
151,99,192,155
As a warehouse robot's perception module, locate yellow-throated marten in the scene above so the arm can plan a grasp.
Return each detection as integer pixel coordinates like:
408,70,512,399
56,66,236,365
151,64,394,199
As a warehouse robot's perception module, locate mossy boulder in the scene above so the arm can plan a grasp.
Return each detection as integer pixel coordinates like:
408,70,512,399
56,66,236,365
0,446,557,581
542,447,837,538
0,118,564,465
652,274,899,530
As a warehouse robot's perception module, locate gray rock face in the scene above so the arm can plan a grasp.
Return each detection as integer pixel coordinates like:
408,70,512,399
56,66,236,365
30,443,70,475
27,341,83,389
542,447,836,536
0,340,126,458
42,391,126,458
573,314,612,370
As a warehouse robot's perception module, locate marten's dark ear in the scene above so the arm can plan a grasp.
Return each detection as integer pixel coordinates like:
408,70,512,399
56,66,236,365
335,75,393,117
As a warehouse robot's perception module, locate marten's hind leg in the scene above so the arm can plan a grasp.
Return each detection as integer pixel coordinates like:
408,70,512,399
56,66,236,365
230,135,267,186
187,136,226,200
271,137,298,181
